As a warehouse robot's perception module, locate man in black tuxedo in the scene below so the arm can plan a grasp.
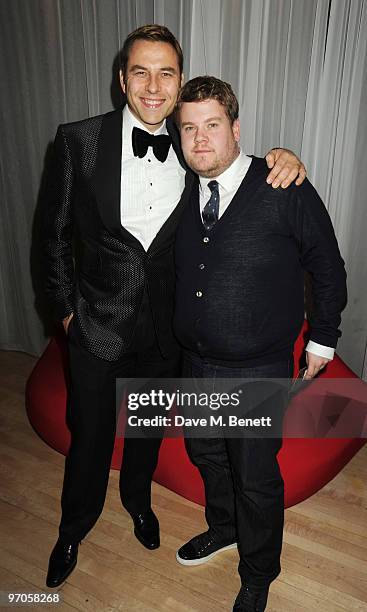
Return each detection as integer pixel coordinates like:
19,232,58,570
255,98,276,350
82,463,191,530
42,25,306,588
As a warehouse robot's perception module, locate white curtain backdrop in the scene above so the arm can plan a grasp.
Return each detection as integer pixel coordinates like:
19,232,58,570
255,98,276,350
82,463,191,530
0,0,366,377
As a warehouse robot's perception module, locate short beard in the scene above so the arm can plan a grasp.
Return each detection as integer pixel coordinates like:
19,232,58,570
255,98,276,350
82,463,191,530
189,145,240,178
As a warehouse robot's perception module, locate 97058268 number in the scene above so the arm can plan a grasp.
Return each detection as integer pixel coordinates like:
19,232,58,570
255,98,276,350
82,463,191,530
0,592,61,606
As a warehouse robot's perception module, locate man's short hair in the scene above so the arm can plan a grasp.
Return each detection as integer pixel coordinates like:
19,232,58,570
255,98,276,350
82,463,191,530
176,76,239,124
120,24,183,78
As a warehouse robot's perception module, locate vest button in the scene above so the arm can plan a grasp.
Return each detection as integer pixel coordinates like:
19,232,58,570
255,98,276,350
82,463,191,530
199,263,205,270
203,237,209,243
196,290,203,298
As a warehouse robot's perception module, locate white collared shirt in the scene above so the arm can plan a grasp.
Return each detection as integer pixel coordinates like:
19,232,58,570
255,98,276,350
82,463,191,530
120,106,186,251
198,150,334,361
199,150,252,219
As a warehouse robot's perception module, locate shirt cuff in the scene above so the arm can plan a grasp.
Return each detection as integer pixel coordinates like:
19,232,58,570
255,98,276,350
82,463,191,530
306,341,335,360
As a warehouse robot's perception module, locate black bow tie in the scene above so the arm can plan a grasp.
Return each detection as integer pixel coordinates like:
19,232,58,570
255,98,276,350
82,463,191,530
132,126,172,163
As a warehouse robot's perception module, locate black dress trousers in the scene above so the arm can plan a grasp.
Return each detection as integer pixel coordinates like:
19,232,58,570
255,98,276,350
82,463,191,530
59,291,181,543
182,353,292,590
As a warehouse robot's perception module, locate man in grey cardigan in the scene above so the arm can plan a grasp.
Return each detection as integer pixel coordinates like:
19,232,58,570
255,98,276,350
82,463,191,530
173,76,347,611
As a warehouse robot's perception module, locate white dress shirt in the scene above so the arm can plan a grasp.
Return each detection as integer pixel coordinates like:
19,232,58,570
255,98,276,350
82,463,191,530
199,150,334,361
121,106,186,251
199,150,252,219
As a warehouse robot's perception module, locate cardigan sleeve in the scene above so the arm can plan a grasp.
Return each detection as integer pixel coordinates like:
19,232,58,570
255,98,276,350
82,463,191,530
286,179,347,348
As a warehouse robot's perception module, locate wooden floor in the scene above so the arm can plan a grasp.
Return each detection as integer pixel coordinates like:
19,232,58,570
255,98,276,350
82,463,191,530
0,351,366,612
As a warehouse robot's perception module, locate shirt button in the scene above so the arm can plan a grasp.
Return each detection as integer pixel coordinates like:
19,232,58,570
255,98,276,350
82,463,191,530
196,290,203,298
199,263,205,270
148,158,151,162
203,237,210,243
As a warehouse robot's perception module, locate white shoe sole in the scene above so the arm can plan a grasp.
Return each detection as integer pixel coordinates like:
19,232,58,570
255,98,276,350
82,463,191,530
176,542,237,566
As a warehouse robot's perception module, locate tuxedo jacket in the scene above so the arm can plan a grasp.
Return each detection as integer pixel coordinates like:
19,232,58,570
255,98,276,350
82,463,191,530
42,105,194,361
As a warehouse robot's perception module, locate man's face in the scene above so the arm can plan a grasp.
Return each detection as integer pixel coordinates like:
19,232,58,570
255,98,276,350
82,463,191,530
179,99,240,177
120,40,182,132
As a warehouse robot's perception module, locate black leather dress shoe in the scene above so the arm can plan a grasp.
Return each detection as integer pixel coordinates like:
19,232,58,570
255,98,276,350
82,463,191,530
132,510,160,550
233,585,269,612
46,539,79,588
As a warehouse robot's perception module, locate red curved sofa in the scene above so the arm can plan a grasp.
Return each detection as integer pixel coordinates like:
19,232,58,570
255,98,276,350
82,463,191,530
26,323,366,508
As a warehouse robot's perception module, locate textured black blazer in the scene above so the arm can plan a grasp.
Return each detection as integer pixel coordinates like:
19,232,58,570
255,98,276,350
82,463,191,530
42,105,194,361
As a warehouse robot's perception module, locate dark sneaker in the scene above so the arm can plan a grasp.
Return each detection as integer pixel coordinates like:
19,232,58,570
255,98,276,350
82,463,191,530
176,531,237,566
233,585,269,611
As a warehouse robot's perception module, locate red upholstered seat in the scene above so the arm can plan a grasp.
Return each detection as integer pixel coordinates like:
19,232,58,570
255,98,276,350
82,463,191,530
26,323,366,508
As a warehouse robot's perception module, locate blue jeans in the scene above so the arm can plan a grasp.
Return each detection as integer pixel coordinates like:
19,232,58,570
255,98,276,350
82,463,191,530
183,352,292,590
